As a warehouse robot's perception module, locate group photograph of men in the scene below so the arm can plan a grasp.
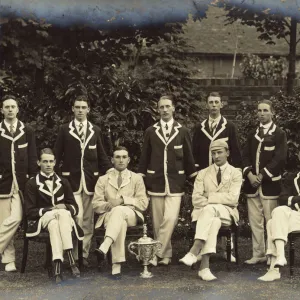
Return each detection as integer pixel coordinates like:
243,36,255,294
1,89,297,286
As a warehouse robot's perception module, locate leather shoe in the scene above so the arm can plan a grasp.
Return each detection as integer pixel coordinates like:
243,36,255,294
198,268,217,281
94,248,106,263
179,252,197,266
222,252,236,263
258,268,280,282
111,273,122,280
5,262,17,272
274,257,287,268
244,257,267,265
70,264,81,278
158,257,171,266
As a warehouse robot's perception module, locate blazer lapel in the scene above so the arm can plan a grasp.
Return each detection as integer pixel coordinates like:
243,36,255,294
216,165,232,192
294,172,300,195
212,116,227,141
208,165,218,187
201,119,213,140
69,121,82,143
108,172,119,190
36,174,53,197
52,174,62,195
0,121,13,141
120,170,132,188
153,122,166,145
167,121,181,145
84,121,94,149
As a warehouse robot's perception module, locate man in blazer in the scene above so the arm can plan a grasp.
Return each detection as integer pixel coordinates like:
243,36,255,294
243,99,287,264
179,140,242,281
192,91,242,262
258,172,300,281
24,148,84,283
54,95,113,265
93,146,148,278
138,95,197,265
0,95,38,272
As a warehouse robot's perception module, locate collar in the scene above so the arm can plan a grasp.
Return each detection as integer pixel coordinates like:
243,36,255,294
214,162,228,172
74,119,88,127
113,168,129,177
259,121,273,130
160,118,174,128
40,171,55,179
4,119,18,129
209,115,222,124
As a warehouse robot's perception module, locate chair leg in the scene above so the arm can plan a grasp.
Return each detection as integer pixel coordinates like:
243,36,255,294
289,237,295,277
234,229,239,265
20,238,29,273
45,241,53,278
226,232,231,262
78,240,83,270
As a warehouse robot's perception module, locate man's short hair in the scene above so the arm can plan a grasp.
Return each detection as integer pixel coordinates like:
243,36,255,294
207,92,221,102
73,95,90,107
1,95,19,107
258,99,274,113
39,148,55,160
158,95,175,106
113,146,129,156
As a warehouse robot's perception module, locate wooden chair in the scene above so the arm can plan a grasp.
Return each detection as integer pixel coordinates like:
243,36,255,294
188,220,239,265
19,192,83,277
288,230,300,276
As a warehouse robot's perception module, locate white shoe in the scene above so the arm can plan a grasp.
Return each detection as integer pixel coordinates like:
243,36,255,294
149,255,158,267
158,257,171,266
198,268,217,281
222,252,236,263
258,268,281,282
179,252,197,266
244,257,267,265
5,262,17,272
274,257,287,267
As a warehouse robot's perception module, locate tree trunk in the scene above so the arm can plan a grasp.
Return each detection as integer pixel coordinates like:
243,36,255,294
287,17,297,96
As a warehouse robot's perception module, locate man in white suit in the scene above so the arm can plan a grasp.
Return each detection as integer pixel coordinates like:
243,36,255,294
92,146,149,279
179,140,242,281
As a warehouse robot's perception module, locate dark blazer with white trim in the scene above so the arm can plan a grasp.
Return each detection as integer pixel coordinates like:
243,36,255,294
192,116,242,171
138,121,197,196
0,120,38,198
24,173,84,239
54,121,113,195
278,172,300,210
242,122,287,199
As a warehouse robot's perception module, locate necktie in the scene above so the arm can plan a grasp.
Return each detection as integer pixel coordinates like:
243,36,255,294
78,122,85,143
259,126,265,138
210,120,217,135
117,172,122,188
217,167,221,185
165,124,170,139
40,174,54,182
9,125,15,137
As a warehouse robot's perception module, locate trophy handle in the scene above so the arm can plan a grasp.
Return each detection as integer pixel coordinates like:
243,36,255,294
128,242,139,260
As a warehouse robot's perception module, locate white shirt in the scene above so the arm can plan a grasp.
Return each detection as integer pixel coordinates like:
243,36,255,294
4,119,18,133
209,115,221,135
161,118,174,140
259,121,273,135
41,171,54,192
113,168,129,182
74,119,87,134
214,162,228,180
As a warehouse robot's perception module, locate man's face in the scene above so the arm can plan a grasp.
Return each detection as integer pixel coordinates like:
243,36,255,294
158,99,175,122
38,153,56,175
257,103,273,125
207,96,223,117
111,150,130,171
1,99,19,121
211,148,229,166
72,100,90,122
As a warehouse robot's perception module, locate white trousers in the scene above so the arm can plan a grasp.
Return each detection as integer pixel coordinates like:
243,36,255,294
247,195,278,258
74,191,93,259
41,209,74,261
104,206,137,264
151,195,181,258
0,193,22,264
194,204,232,255
266,206,300,257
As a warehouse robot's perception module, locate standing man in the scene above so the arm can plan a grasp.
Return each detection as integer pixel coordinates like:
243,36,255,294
192,91,242,262
192,92,242,171
138,95,197,266
93,146,148,278
0,95,38,272
243,99,287,264
54,95,113,266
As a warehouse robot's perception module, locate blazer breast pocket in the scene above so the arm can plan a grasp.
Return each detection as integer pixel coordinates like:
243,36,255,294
88,144,97,149
174,145,183,159
18,142,28,149
264,146,275,151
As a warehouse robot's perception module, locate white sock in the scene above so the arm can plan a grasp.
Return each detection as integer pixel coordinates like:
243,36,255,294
112,263,121,275
99,237,113,254
275,240,285,258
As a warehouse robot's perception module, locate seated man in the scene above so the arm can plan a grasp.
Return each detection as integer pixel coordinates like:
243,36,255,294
92,146,149,279
258,172,300,281
179,140,242,281
24,148,84,283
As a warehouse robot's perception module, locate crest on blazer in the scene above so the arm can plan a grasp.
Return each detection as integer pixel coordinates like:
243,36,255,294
153,121,182,145
68,120,95,148
0,120,25,142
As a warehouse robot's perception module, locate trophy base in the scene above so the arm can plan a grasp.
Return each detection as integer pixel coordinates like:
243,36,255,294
140,271,153,279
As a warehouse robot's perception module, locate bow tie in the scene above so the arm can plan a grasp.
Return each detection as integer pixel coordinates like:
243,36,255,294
40,174,54,182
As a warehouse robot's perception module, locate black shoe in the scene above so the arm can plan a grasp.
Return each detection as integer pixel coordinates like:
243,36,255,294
55,274,63,284
70,264,81,278
94,249,106,263
111,273,122,280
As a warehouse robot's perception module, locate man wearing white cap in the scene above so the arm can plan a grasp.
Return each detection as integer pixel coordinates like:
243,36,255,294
179,140,242,281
